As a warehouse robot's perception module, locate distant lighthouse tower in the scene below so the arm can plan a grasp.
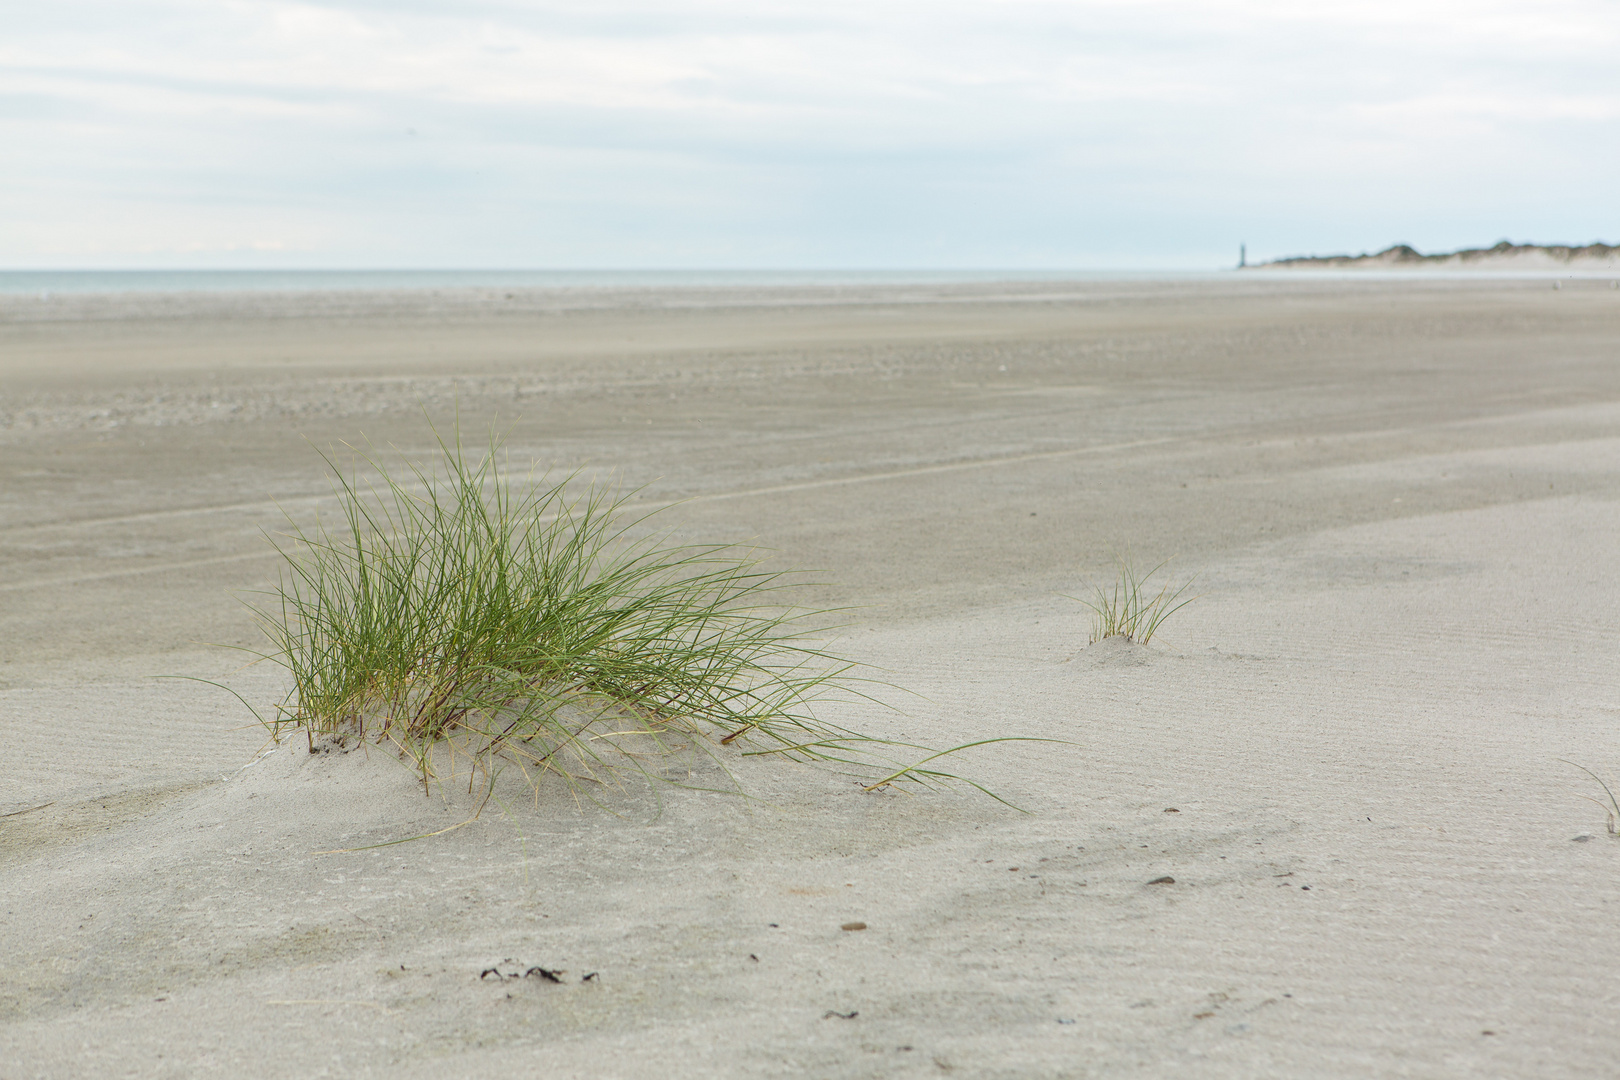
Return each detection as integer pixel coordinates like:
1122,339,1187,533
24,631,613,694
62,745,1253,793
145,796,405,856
1239,243,1247,269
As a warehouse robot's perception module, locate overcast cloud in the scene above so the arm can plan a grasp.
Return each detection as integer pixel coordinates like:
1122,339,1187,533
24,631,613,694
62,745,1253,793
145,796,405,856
3,0,1616,268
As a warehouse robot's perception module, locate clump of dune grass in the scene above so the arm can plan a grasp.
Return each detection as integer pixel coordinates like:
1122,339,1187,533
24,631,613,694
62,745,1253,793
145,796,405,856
243,427,1012,804
1067,556,1196,645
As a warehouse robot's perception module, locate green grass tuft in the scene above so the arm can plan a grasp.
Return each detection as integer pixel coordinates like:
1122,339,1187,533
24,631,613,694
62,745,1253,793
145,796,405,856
239,425,1024,804
1067,556,1197,645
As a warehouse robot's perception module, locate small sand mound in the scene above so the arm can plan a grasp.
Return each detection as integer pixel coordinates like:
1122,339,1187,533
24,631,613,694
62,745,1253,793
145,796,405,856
1071,635,1154,667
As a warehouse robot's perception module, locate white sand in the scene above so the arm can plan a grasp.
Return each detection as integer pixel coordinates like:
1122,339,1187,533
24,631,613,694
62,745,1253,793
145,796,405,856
4,277,1620,1077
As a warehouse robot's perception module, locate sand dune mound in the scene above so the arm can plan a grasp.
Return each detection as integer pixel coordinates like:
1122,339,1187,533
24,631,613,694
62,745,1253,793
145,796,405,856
1069,634,1156,667
1255,239,1620,270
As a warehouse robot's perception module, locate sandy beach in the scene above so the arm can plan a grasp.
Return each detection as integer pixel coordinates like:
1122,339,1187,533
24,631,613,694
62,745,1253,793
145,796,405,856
4,275,1620,1077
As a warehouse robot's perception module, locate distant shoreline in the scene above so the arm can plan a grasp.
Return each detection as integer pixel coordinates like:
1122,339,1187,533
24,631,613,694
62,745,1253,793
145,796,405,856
1249,241,1620,271
0,268,1213,296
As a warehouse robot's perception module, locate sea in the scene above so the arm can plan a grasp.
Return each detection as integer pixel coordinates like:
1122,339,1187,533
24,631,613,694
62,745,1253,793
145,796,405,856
0,269,1216,296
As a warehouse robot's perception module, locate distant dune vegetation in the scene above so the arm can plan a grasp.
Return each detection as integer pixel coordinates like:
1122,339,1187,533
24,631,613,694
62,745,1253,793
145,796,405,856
1252,240,1620,270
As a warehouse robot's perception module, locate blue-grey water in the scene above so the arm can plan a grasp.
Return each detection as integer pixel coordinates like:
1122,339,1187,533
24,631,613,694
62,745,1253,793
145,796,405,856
0,268,1220,296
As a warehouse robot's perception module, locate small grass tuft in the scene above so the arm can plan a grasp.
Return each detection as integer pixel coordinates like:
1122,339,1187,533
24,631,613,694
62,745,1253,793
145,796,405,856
1066,556,1197,645
236,424,1026,805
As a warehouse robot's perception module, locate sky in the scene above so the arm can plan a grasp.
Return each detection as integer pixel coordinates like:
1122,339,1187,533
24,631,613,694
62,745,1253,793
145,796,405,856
3,0,1617,270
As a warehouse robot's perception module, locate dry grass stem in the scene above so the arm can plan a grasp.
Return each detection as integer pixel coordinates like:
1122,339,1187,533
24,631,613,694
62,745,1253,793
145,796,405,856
1563,760,1620,836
